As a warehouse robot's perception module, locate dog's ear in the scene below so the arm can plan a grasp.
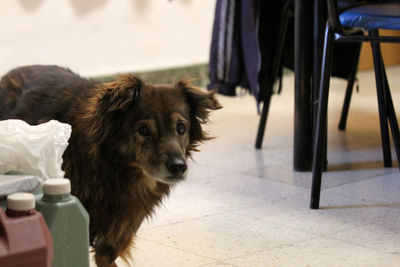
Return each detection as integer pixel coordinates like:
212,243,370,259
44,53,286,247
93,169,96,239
81,75,142,147
177,79,222,122
177,79,222,152
99,74,142,112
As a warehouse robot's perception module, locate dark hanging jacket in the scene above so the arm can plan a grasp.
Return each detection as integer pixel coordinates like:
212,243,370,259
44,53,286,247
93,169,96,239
208,0,364,103
207,0,261,98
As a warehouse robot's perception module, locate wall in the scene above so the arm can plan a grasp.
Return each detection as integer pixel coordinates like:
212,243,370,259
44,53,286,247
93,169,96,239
357,31,400,70
0,0,216,77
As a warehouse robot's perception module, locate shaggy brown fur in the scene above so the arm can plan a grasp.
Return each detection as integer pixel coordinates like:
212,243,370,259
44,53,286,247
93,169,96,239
0,65,221,267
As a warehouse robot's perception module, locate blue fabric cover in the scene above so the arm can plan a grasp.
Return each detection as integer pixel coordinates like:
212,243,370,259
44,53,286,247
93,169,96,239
340,4,400,30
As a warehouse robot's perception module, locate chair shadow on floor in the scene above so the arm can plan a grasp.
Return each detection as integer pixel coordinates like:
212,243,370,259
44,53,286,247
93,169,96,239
327,160,399,172
321,202,400,210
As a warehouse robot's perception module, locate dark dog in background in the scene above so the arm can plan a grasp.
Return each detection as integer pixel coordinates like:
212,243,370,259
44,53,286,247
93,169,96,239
0,65,221,267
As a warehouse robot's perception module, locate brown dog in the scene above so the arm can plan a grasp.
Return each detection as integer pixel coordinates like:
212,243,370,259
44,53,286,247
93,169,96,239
0,65,221,266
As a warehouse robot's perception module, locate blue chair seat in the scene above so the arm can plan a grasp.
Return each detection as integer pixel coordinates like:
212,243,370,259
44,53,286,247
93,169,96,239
340,4,400,30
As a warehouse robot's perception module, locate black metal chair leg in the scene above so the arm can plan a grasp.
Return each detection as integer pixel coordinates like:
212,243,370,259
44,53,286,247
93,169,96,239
311,25,334,209
338,45,361,131
382,66,400,169
255,0,292,149
370,31,392,167
255,92,272,149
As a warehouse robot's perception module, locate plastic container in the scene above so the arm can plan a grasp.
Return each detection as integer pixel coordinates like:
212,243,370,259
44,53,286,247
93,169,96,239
0,192,53,267
36,178,90,267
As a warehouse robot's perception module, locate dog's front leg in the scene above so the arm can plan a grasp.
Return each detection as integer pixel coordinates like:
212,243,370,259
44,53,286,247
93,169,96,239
94,233,135,267
94,245,119,267
95,255,118,267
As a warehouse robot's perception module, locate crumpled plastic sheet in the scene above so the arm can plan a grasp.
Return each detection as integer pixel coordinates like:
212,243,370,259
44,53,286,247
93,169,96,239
0,119,72,180
0,175,42,199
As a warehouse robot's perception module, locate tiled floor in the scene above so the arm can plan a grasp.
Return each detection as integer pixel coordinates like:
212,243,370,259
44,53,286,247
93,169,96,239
92,66,400,266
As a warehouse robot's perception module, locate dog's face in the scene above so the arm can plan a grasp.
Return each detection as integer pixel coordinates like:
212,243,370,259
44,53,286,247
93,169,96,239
125,83,193,184
84,75,221,185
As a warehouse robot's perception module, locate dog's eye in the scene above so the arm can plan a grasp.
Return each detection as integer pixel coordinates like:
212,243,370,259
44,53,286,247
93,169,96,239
138,125,151,136
176,122,186,135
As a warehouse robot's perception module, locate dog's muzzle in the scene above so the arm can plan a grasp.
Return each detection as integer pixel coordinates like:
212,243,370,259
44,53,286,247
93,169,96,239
148,153,188,185
166,156,187,178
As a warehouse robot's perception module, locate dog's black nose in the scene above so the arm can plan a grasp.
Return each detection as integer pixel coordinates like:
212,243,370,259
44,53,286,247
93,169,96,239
166,157,187,176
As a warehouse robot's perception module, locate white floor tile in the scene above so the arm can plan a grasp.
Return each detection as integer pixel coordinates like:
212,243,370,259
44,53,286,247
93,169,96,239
141,172,307,230
325,172,400,203
234,192,389,236
224,236,400,267
139,212,317,261
90,238,214,267
327,223,400,254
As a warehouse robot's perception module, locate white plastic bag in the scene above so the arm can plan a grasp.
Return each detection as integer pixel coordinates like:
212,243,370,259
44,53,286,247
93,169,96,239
0,175,42,199
0,119,72,180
